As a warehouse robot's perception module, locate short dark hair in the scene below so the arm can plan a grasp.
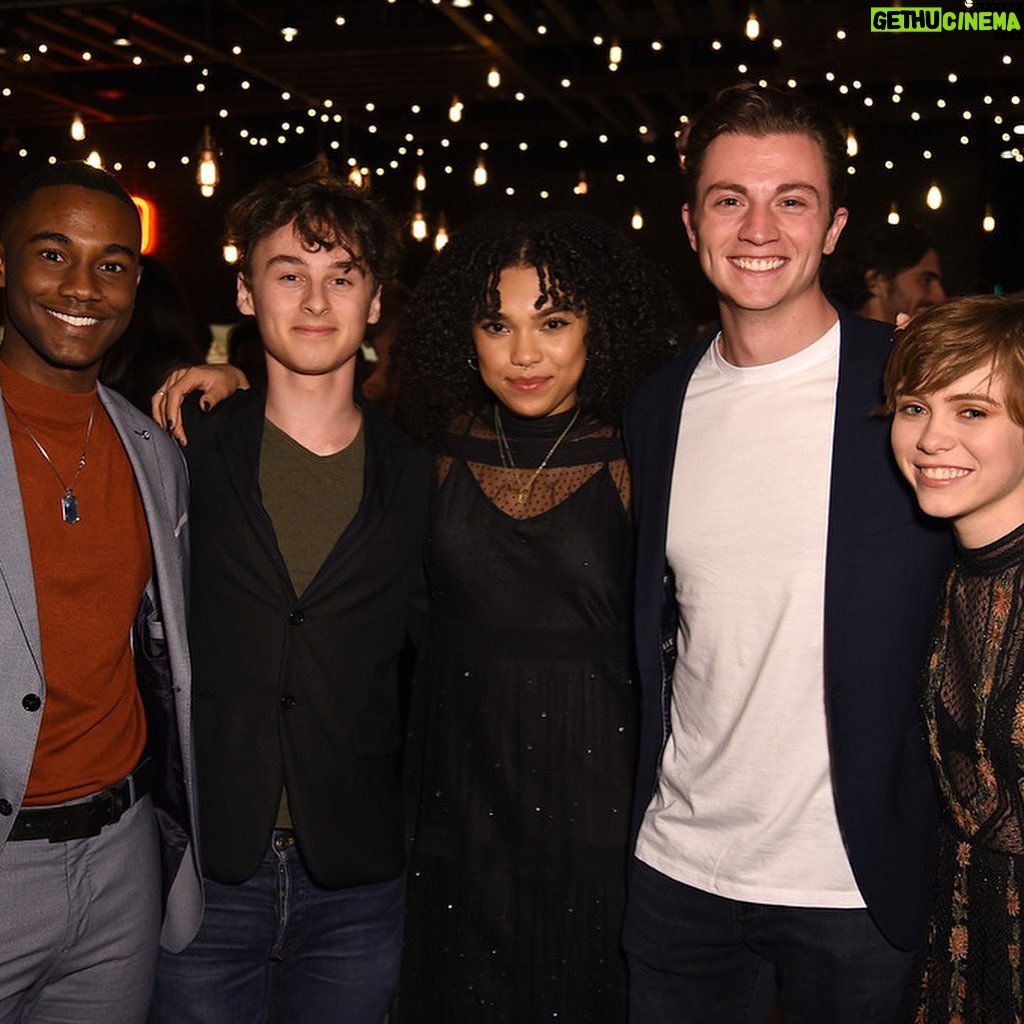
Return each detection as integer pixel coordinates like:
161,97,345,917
1,160,138,238
884,295,1024,426
226,162,401,286
677,82,847,216
823,223,937,310
392,209,687,435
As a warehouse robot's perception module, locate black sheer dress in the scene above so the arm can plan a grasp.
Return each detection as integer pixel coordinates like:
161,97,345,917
399,406,638,1023
916,522,1024,1024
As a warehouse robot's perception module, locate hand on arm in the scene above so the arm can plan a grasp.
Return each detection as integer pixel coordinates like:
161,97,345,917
152,364,251,445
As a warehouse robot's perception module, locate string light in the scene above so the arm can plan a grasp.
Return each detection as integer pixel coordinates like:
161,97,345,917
573,171,588,196
846,129,858,157
414,167,426,191
887,202,900,225
608,40,622,64
487,66,501,88
70,112,85,141
473,157,488,186
631,208,644,230
745,10,761,40
448,96,463,123
86,150,102,167
434,212,449,251
983,204,996,232
223,242,239,264
411,200,428,241
926,183,943,210
196,125,220,197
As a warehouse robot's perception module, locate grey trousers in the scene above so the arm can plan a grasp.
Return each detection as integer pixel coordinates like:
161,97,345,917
0,795,161,1024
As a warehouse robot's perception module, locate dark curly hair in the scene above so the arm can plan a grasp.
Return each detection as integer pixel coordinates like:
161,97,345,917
392,210,687,436
226,161,402,287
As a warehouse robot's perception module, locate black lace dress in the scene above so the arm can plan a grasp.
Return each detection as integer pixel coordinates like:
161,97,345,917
399,407,638,1023
916,522,1024,1024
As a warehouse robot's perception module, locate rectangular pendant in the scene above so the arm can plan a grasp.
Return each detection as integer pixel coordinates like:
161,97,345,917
61,492,80,525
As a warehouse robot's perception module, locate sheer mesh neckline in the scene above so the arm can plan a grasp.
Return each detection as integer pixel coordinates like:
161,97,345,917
439,406,628,522
958,520,1024,577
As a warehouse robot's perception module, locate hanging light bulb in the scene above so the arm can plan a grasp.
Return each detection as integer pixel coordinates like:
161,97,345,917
573,171,589,196
473,157,488,186
926,183,943,210
487,66,501,88
846,129,858,158
434,212,449,251
411,204,428,242
414,167,427,192
745,10,761,40
631,208,644,231
348,166,364,188
86,150,102,168
449,96,463,123
196,125,219,197
983,203,996,232
887,201,900,225
70,111,85,141
608,39,623,64
223,242,239,264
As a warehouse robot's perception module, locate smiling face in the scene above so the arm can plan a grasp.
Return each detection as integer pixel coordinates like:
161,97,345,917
237,221,381,382
0,184,141,392
472,264,588,419
682,132,847,323
891,366,1024,548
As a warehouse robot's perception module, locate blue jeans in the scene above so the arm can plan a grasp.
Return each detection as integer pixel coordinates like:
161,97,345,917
623,858,916,1024
150,832,403,1024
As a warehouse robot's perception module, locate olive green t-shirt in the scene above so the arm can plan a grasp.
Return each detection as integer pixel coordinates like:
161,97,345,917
259,416,365,829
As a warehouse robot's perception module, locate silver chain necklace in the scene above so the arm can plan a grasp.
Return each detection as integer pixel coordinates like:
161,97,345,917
493,404,581,506
3,395,99,524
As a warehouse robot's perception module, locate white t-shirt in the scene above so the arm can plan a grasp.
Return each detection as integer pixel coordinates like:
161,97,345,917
635,322,865,908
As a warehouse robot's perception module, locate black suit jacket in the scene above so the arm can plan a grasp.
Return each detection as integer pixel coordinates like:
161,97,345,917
182,387,430,888
624,307,952,950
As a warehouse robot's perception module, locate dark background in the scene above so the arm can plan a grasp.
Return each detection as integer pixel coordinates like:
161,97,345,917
0,0,1020,327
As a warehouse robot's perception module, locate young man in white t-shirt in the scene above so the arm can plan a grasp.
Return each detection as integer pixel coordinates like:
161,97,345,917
622,83,952,1023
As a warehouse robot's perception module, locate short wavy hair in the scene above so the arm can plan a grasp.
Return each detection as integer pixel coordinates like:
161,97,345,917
883,294,1024,426
678,82,847,217
226,162,401,286
392,210,688,436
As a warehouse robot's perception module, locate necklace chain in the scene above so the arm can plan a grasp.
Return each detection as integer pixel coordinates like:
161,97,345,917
3,394,99,525
493,404,581,506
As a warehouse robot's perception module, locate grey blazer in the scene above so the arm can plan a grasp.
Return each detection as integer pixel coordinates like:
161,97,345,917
0,382,202,953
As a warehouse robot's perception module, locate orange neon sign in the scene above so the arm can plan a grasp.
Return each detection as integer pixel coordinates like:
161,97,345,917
131,196,156,254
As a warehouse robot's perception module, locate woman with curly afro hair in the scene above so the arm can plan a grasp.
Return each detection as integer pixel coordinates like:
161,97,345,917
393,210,688,1023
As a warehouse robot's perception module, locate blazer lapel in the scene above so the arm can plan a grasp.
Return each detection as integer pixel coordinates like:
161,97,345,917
0,388,44,685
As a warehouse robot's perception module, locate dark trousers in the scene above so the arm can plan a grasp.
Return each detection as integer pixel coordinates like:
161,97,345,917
623,858,916,1024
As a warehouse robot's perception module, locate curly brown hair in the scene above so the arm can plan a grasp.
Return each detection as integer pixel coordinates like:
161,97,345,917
392,210,689,436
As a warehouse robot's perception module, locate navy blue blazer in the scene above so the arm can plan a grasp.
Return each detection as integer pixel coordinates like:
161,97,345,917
623,307,953,950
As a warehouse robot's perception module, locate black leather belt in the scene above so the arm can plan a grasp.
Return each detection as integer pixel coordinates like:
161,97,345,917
9,759,155,843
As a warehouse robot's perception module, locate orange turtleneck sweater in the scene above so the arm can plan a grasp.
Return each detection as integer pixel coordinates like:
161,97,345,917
0,361,150,804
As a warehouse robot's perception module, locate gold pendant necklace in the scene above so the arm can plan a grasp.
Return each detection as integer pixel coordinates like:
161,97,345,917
494,404,581,506
3,394,99,524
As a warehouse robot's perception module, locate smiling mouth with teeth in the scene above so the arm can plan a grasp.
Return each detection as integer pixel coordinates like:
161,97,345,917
731,257,787,272
919,466,971,480
48,309,100,327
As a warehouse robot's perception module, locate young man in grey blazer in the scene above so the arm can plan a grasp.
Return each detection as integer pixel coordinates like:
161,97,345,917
0,162,201,1022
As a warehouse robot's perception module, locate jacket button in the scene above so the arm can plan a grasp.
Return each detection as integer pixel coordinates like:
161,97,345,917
288,610,304,625
280,695,297,710
22,693,41,712
0,800,11,816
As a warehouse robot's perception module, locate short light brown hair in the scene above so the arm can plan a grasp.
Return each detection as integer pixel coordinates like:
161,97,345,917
883,294,1024,426
677,82,847,217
